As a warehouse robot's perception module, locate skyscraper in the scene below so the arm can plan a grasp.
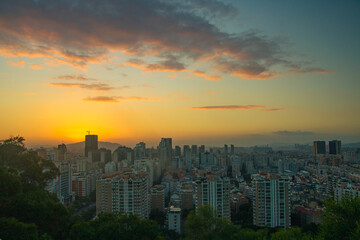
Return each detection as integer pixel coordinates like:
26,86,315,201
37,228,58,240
85,134,98,157
329,140,341,155
159,138,172,171
195,174,231,219
224,144,228,156
134,142,146,159
191,145,198,156
55,144,67,162
174,145,181,157
230,144,235,155
252,172,290,229
199,145,205,154
313,141,326,155
183,145,190,157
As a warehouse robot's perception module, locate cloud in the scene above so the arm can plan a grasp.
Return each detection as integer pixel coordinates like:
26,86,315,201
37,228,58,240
84,96,158,103
191,105,283,111
125,58,186,72
29,63,43,70
287,67,334,75
273,130,315,136
7,60,25,68
192,71,222,81
83,96,119,103
53,74,95,81
204,90,214,94
0,0,329,78
46,82,114,91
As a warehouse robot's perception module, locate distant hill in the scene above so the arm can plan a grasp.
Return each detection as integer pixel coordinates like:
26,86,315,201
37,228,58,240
66,141,122,155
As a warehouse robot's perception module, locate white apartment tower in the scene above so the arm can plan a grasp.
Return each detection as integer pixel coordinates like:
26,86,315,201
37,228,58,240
195,174,231,219
168,206,181,234
96,170,149,219
252,172,290,229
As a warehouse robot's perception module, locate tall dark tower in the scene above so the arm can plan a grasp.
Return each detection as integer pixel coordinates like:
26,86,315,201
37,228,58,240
313,141,326,155
85,134,98,157
329,140,341,155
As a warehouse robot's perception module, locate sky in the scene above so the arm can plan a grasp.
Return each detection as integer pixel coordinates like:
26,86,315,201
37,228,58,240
0,0,359,147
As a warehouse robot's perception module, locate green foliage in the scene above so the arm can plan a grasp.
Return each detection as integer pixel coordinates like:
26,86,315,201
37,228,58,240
231,202,253,226
0,136,59,190
321,197,360,240
150,209,166,226
70,212,164,240
270,227,312,240
0,137,69,240
0,217,39,240
184,205,237,240
81,206,96,221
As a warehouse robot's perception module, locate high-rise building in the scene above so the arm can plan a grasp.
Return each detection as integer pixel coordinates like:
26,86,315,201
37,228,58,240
329,140,341,155
72,173,91,198
134,142,146,160
224,144,228,156
85,134,98,157
252,172,290,229
113,146,133,163
199,151,216,167
230,144,235,155
168,206,181,234
180,185,194,210
184,148,192,170
174,145,181,157
100,148,112,163
159,138,172,171
46,162,73,205
150,185,165,212
55,144,67,162
195,174,230,219
313,141,326,155
191,145,198,156
199,145,205,154
96,170,149,219
183,145,190,157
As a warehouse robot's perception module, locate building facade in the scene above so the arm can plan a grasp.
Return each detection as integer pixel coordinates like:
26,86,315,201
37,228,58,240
252,173,290,229
96,170,149,219
195,175,231,219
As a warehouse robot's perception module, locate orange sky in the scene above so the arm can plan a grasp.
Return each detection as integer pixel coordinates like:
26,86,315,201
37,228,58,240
0,0,359,147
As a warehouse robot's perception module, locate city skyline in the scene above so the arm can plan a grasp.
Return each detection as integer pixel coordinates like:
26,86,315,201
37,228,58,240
1,0,359,147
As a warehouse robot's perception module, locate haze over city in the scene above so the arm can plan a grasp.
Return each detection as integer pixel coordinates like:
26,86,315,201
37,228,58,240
0,0,359,147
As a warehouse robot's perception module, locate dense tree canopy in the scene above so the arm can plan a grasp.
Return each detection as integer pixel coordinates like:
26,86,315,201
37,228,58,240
0,137,69,240
321,197,360,240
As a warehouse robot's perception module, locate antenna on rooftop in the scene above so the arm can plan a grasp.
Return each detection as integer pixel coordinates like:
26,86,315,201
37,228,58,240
87,131,90,135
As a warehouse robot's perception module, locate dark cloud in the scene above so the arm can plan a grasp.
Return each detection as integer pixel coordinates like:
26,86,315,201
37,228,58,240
273,130,315,136
84,96,119,102
84,95,158,102
53,74,95,81
191,105,283,111
46,82,114,91
0,0,329,78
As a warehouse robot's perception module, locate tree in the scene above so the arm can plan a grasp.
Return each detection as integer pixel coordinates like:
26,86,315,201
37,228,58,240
0,217,39,240
321,197,360,240
270,227,312,240
0,137,70,240
70,212,164,240
184,205,237,240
